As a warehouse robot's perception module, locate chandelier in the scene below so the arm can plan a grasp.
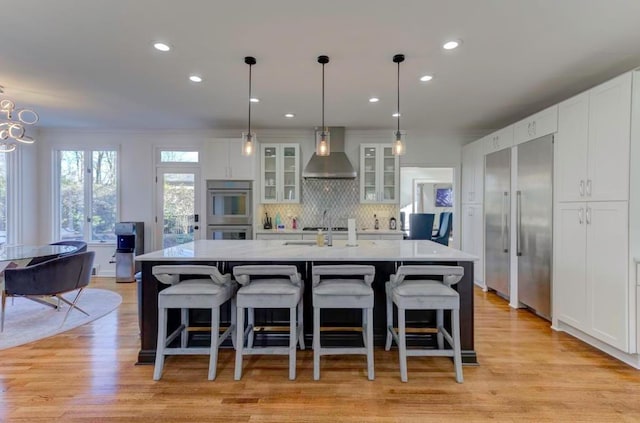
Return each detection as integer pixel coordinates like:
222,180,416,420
0,86,39,153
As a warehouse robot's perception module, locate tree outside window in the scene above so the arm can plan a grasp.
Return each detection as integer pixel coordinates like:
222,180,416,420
58,149,118,242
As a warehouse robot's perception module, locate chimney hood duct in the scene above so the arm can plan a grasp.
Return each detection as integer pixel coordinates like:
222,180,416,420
303,127,357,179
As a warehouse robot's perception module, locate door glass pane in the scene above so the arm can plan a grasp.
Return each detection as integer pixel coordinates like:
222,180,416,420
92,151,117,242
59,151,85,240
162,173,195,248
263,147,277,201
0,153,6,244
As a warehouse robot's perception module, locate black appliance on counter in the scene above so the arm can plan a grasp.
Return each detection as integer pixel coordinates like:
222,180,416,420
115,222,144,283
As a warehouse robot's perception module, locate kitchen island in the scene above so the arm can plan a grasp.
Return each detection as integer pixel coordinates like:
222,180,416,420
136,239,478,364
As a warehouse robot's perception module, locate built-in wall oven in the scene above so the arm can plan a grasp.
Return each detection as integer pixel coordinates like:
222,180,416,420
207,225,253,240
206,180,253,239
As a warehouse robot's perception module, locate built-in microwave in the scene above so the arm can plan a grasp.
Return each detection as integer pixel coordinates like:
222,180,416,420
206,225,253,240
206,180,252,225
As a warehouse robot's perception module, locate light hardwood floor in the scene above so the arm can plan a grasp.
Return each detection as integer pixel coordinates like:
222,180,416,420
1,277,640,422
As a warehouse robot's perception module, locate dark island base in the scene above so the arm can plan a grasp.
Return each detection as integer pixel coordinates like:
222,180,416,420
137,260,477,365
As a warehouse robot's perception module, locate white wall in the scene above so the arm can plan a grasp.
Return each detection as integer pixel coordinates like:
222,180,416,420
35,127,465,274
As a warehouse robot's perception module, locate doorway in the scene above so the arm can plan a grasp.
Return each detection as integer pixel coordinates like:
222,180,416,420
400,167,455,245
155,168,201,249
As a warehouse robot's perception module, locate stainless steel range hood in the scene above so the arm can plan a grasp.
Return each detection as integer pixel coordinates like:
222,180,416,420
302,127,357,179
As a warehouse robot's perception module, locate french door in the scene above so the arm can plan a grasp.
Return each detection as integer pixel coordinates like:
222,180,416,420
155,167,201,249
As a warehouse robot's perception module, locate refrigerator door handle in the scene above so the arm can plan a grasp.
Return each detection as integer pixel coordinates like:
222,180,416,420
502,191,508,253
516,190,522,257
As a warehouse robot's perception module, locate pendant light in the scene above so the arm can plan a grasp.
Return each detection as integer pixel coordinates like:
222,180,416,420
316,55,330,156
392,54,406,156
241,56,257,156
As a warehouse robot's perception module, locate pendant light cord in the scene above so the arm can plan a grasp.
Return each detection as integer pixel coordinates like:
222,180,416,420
322,61,325,133
248,62,252,135
397,59,400,135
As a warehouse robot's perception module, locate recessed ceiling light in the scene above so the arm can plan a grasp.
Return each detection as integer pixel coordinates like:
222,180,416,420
369,97,380,103
189,75,202,83
250,98,260,103
284,113,295,118
419,75,433,82
393,113,401,117
443,40,461,50
153,42,171,52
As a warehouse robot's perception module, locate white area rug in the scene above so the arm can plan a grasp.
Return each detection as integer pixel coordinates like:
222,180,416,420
0,288,122,350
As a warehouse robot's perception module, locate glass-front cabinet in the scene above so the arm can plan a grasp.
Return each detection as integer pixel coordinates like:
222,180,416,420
359,144,399,204
260,143,300,203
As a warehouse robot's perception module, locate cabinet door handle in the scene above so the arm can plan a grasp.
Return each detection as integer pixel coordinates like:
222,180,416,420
579,208,584,224
527,122,532,136
579,180,585,197
532,121,537,136
586,207,591,225
501,191,509,253
586,179,592,197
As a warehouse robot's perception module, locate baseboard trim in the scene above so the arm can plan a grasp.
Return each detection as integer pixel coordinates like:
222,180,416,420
555,321,640,369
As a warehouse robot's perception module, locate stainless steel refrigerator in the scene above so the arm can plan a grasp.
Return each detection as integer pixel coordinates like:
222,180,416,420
485,149,511,297
516,135,553,319
484,135,553,318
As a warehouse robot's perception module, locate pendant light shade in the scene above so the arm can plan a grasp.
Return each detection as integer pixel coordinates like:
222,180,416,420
317,55,330,156
392,54,406,156
242,56,257,156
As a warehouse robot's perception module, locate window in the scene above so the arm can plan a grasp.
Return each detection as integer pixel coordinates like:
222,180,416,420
56,149,118,243
159,150,199,163
0,153,7,244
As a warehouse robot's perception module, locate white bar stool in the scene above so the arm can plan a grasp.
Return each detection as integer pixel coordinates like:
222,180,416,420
385,265,464,383
232,265,305,381
312,265,375,381
152,265,237,381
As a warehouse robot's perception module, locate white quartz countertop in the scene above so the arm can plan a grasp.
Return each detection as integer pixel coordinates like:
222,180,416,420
254,228,404,235
136,239,478,262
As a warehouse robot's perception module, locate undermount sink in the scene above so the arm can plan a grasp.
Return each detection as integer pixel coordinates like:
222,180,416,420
282,240,318,246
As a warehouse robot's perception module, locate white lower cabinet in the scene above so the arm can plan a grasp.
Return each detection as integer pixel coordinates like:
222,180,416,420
554,201,629,352
461,204,484,285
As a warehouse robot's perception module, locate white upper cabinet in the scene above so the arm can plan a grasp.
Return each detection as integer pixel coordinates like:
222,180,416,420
514,105,558,145
260,143,300,204
360,144,399,204
461,138,484,204
557,92,590,202
484,125,514,155
556,73,632,202
587,73,632,202
203,138,256,180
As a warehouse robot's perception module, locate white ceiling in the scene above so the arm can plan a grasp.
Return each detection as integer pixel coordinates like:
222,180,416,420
2,0,640,142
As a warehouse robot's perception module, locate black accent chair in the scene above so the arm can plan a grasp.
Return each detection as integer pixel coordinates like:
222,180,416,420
1,251,95,332
409,213,435,240
28,240,88,266
432,212,453,246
